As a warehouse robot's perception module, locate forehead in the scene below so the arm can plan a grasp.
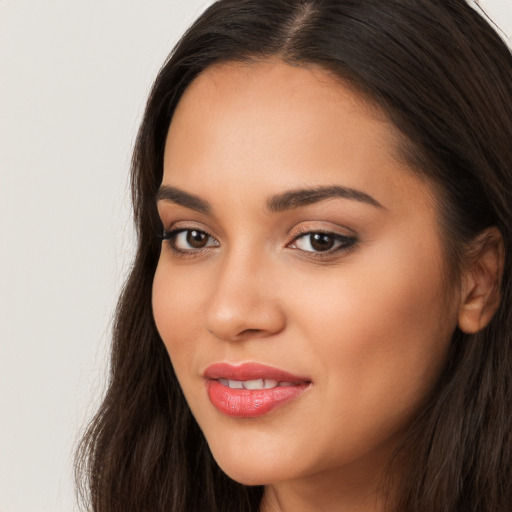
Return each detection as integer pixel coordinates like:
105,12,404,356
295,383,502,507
172,59,389,143
163,59,434,215
182,59,374,110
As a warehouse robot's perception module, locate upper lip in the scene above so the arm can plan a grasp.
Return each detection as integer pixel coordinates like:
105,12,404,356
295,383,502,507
203,362,311,383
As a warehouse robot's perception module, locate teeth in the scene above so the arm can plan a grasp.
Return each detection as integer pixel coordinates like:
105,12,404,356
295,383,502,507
228,379,244,389
242,379,264,390
217,378,280,390
263,379,279,389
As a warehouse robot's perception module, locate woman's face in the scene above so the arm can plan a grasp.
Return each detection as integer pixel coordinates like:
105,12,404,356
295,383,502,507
153,61,460,491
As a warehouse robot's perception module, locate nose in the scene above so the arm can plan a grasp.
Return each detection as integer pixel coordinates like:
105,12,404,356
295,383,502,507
204,250,286,342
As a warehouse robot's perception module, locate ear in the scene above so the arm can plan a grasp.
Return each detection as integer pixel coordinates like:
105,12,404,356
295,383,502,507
458,227,504,334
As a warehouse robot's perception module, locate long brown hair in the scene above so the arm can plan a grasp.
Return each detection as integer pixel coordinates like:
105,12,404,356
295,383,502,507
76,1,512,510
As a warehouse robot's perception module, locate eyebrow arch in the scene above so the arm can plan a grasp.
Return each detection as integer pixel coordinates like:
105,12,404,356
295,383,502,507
267,185,385,211
156,185,212,215
156,184,384,215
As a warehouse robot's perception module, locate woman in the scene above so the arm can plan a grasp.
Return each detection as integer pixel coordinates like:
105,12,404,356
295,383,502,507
76,1,512,510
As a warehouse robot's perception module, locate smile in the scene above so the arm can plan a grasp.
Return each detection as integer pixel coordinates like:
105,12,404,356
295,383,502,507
217,378,296,390
204,363,311,418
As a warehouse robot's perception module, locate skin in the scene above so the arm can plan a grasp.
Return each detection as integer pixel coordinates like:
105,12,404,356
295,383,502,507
152,60,472,511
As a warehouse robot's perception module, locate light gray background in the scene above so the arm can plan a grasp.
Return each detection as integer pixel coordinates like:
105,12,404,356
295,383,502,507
0,1,510,511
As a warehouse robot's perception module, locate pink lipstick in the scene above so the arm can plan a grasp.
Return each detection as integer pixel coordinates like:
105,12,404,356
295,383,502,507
204,363,311,418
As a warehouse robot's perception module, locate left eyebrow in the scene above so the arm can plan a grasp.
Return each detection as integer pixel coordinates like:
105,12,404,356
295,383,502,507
266,185,385,212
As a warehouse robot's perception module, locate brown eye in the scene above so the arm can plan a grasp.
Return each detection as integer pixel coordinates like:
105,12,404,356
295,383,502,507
165,229,219,252
291,231,356,254
309,233,335,251
186,230,209,248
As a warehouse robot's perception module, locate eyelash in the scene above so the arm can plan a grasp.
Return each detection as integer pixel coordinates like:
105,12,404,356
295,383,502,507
160,227,357,258
288,227,357,257
160,228,219,258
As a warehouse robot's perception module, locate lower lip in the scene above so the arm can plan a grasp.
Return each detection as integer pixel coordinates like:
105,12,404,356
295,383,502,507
206,380,309,418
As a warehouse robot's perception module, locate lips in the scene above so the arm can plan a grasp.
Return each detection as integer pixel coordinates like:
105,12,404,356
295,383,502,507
204,362,311,417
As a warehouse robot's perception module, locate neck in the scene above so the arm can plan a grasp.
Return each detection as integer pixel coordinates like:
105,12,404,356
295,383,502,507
260,467,390,512
258,436,406,512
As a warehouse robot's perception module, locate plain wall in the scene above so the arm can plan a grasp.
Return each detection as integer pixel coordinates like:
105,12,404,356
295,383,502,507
0,2,214,510
0,1,510,511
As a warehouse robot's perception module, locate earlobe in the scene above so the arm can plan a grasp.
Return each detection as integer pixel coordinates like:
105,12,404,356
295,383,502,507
458,227,504,334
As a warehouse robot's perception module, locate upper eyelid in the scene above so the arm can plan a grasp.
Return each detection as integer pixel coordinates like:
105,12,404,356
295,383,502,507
160,221,357,244
161,220,217,235
288,222,356,238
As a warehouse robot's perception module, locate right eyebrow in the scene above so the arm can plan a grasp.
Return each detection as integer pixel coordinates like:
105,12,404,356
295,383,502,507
155,185,212,215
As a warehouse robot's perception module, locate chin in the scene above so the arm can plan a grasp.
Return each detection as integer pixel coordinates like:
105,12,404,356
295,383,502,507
215,464,277,487
208,443,289,486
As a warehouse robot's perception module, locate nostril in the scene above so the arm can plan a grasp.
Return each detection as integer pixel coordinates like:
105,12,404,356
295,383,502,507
241,328,262,335
233,328,268,340
229,328,268,341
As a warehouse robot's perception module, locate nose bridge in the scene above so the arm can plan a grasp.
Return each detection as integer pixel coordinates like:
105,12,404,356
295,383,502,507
204,243,284,341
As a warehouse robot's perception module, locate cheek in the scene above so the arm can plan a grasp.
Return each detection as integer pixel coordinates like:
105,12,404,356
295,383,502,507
152,260,205,370
289,236,456,429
